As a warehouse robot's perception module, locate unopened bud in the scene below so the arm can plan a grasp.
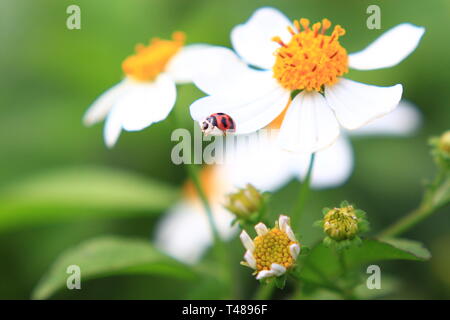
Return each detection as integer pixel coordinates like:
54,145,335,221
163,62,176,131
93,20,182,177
438,131,450,154
224,184,263,218
323,205,359,241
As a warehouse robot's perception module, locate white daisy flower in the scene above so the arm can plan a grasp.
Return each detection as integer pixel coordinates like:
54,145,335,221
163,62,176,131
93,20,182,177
240,215,300,280
84,32,208,147
190,7,425,153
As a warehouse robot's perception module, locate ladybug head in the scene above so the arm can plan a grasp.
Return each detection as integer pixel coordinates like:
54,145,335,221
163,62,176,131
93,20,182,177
200,118,215,136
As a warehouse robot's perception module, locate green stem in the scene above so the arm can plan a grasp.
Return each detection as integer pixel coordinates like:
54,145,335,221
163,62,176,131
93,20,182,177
253,281,276,300
379,202,435,238
291,153,316,229
337,249,347,275
379,171,449,238
185,164,220,242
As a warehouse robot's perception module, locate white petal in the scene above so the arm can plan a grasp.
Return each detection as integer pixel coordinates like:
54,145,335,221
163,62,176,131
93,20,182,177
221,132,296,192
289,243,300,260
191,46,277,97
244,250,257,269
255,222,269,236
117,74,176,132
155,201,237,264
278,91,340,153
154,202,212,264
256,270,276,280
190,86,290,135
284,224,297,242
83,80,130,126
270,263,286,276
348,100,421,136
240,230,255,252
165,44,213,84
349,23,425,70
103,104,123,148
325,78,403,130
308,136,354,189
278,215,290,232
231,7,292,69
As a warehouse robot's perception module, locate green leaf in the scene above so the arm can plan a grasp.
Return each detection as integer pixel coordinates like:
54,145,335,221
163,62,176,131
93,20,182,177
32,236,197,300
300,238,431,287
0,166,180,232
274,274,287,289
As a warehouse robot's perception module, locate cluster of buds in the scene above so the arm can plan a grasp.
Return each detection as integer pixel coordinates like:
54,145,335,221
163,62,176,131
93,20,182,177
316,201,369,249
430,130,450,170
240,215,300,281
224,184,265,224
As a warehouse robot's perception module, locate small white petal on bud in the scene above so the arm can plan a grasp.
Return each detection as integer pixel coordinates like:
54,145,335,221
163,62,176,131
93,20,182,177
255,222,269,236
244,250,257,269
240,230,255,253
278,215,290,232
289,243,301,260
256,269,275,280
270,263,287,276
284,224,297,242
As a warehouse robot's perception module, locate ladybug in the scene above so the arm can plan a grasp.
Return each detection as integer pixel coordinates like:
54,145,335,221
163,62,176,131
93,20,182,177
201,113,236,136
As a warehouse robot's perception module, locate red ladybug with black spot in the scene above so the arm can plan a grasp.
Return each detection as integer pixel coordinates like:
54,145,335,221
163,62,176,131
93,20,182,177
201,113,236,136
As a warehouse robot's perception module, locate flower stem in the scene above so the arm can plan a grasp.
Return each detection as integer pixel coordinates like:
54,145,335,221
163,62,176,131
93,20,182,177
291,153,316,229
185,164,220,241
253,281,276,300
379,171,449,238
379,202,435,238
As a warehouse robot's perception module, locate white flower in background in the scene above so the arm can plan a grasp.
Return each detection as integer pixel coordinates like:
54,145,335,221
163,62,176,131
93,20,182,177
84,32,208,147
240,215,300,280
155,99,421,264
190,7,425,153
155,166,237,264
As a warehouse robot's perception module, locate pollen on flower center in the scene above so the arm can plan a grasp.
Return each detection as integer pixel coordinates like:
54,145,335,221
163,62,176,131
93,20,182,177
122,31,185,82
253,228,296,271
272,18,348,92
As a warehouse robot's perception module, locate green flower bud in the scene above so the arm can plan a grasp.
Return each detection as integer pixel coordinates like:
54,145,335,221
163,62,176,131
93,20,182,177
438,131,450,154
430,130,450,170
316,201,369,249
323,206,359,241
224,184,263,219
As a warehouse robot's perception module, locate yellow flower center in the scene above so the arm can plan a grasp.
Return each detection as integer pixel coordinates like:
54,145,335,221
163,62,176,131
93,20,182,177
122,31,185,82
253,228,297,271
272,18,348,92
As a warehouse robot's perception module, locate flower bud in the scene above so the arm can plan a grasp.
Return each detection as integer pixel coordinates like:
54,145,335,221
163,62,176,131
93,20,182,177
224,184,263,218
323,205,359,241
316,201,369,249
438,130,450,154
430,130,450,170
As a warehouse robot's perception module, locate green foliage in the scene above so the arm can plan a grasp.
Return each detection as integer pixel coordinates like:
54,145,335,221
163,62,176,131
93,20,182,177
32,236,198,300
299,238,430,288
0,166,180,232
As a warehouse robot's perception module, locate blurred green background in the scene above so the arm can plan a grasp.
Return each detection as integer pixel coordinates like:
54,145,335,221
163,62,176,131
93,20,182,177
0,0,449,299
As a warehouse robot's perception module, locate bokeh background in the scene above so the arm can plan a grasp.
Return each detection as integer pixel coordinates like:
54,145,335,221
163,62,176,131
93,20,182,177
0,0,449,299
